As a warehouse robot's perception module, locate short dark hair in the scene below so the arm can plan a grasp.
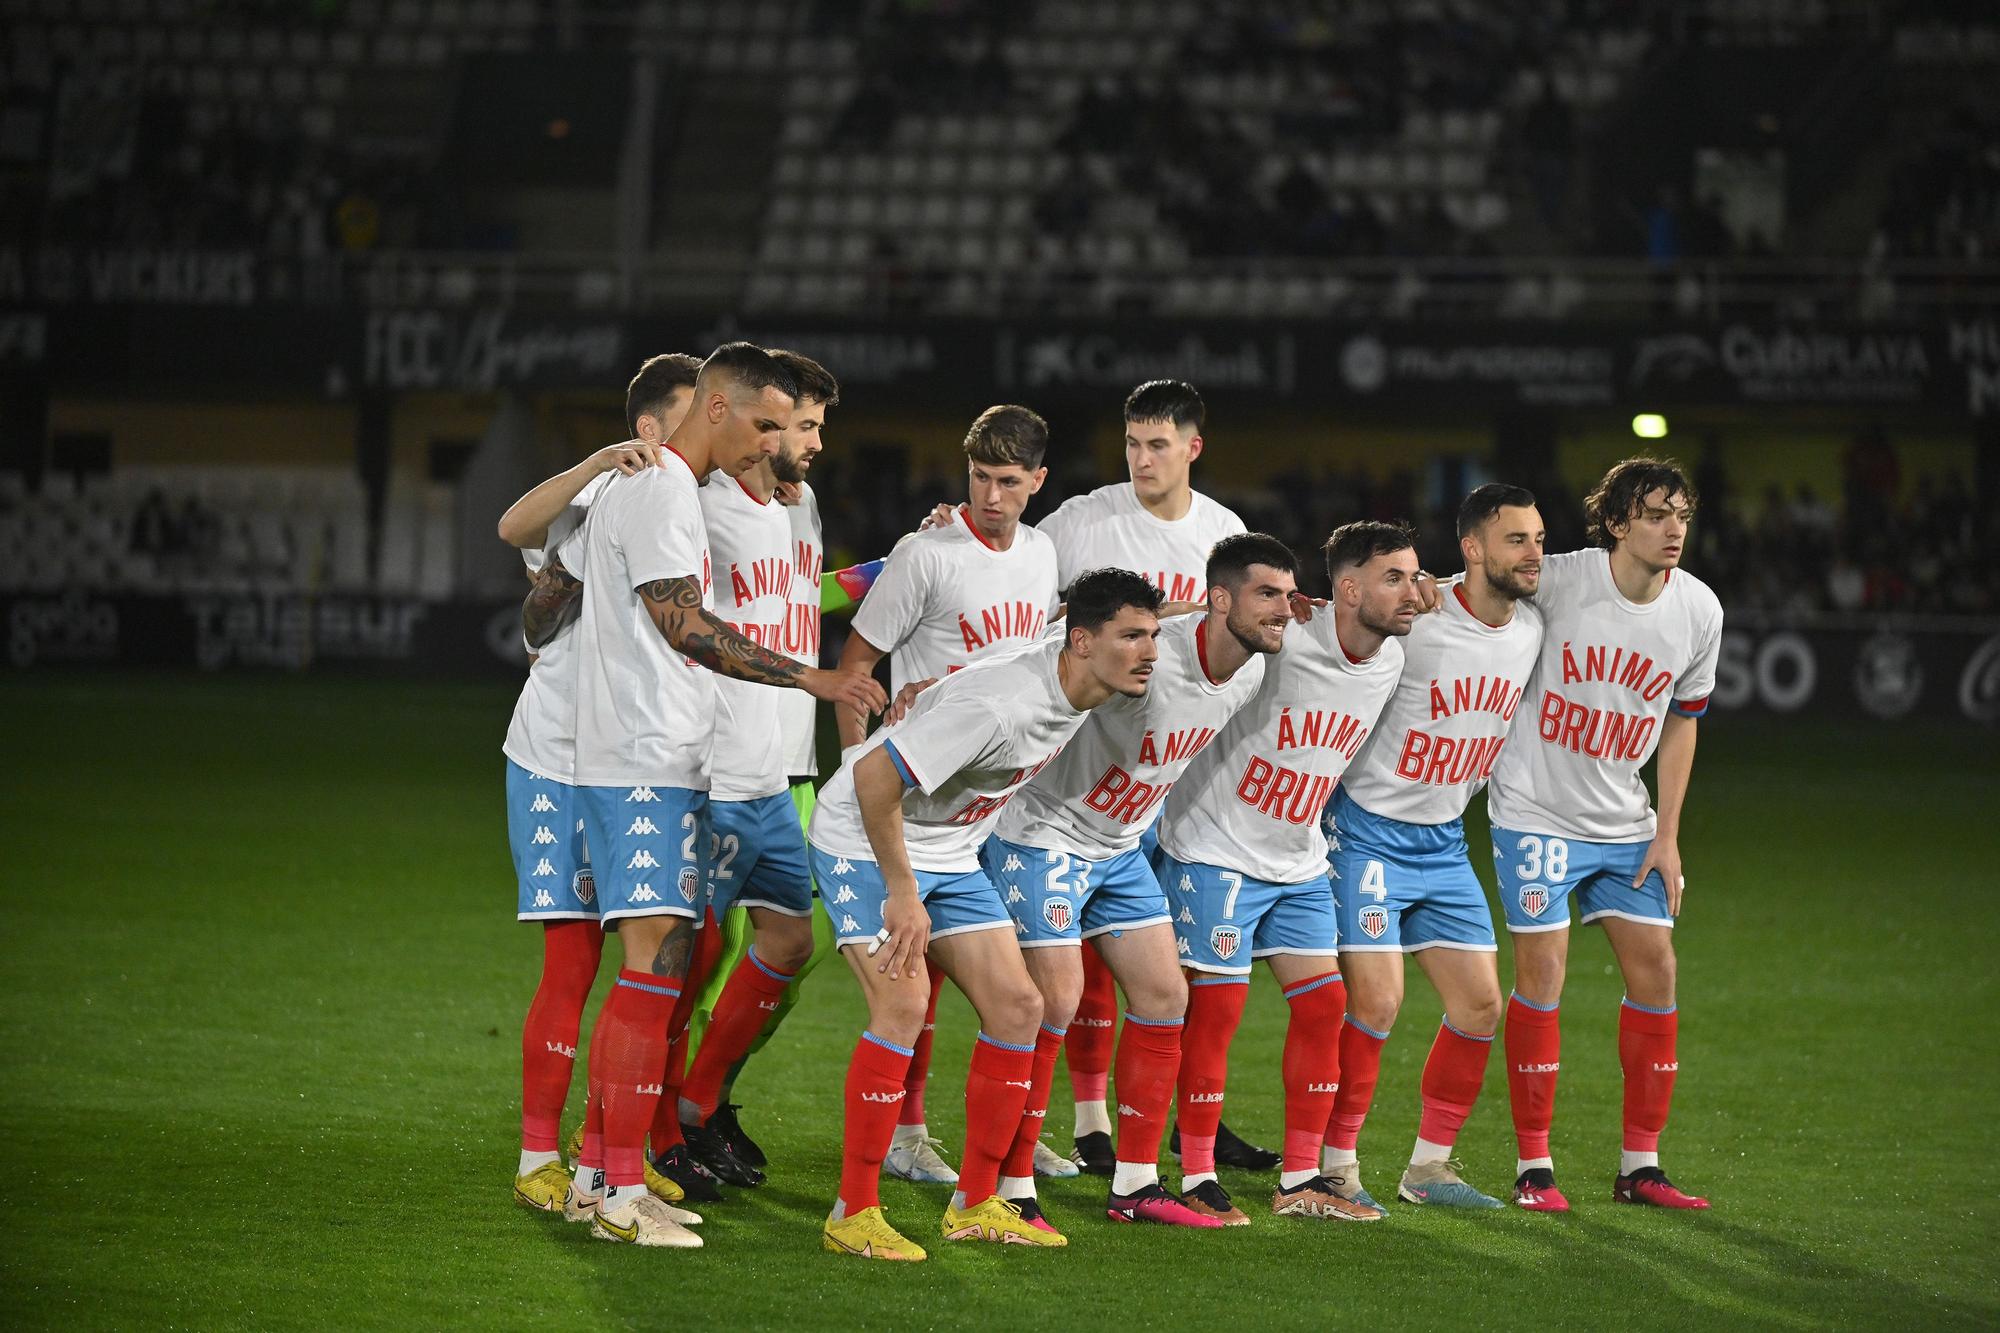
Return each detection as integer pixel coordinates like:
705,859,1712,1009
625,353,701,436
768,348,841,408
1584,457,1698,548
963,404,1049,471
1066,567,1165,635
1123,379,1205,431
696,341,800,403
1207,531,1298,591
1457,483,1539,537
1323,520,1417,582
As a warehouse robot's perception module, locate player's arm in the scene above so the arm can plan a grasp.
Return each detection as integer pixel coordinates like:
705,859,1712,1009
1637,711,1699,914
640,577,887,713
496,442,667,548
521,555,583,650
854,746,930,978
834,631,891,749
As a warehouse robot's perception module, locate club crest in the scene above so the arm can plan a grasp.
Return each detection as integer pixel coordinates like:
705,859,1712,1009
1210,924,1242,960
573,869,596,906
1519,885,1549,918
1043,897,1074,932
1358,905,1389,940
678,867,701,903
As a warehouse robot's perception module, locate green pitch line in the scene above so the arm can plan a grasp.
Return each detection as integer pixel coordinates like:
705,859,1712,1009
0,674,1994,1330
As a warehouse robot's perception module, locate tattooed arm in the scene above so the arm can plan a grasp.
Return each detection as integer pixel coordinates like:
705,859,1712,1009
639,577,889,713
522,556,583,650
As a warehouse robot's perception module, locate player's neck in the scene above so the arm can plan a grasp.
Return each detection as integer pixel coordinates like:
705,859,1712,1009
961,504,1019,551
1333,609,1384,663
1456,574,1516,628
1196,613,1252,683
1134,482,1193,523
663,425,709,477
1608,546,1667,604
1056,648,1115,710
740,462,778,504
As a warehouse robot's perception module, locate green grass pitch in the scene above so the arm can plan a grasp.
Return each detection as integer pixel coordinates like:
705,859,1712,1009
1,674,1996,1330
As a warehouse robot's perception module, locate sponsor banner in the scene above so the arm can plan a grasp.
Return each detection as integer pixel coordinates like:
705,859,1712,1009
359,309,626,391
1711,622,2000,723
997,327,1297,395
1331,331,1616,406
1627,324,1935,406
1944,315,2000,418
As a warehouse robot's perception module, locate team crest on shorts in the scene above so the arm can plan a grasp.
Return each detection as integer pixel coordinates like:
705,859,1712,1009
573,869,596,906
1043,897,1074,932
678,867,701,903
1518,885,1549,918
1358,905,1389,940
1210,924,1242,960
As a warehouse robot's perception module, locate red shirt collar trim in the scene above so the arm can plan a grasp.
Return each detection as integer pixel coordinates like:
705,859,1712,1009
735,475,771,505
1453,583,1508,629
958,504,1001,551
663,443,695,475
1195,617,1224,686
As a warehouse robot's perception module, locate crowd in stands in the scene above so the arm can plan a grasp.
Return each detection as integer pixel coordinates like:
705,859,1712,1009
1873,105,2000,264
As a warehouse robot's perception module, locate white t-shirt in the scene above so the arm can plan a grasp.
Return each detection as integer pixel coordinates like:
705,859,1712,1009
1339,586,1543,826
1488,550,1723,842
700,472,795,802
998,613,1265,860
564,449,716,789
502,471,610,782
849,506,1059,691
777,483,823,779
1037,482,1246,606
1158,614,1406,882
809,637,1089,872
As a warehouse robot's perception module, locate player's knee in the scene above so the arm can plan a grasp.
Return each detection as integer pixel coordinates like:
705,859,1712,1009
1347,985,1401,1034
1124,967,1188,1024
1626,943,1677,1008
758,917,814,973
868,984,930,1048
1456,990,1504,1034
1511,945,1567,1006
984,979,1044,1045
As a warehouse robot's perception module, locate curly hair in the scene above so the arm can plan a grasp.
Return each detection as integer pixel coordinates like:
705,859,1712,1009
1584,457,1698,548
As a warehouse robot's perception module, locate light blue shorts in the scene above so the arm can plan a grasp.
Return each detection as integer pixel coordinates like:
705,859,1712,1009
1155,851,1341,976
506,759,596,921
808,846,1014,949
981,837,1174,947
1489,827,1674,932
577,784,710,927
1325,786,1496,953
710,793,813,917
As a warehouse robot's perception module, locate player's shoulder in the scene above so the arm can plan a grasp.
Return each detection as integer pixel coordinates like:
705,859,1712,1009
1045,482,1133,523
1191,488,1248,535
1668,566,1724,624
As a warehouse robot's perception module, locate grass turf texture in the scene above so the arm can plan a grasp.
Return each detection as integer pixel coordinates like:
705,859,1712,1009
1,673,1996,1331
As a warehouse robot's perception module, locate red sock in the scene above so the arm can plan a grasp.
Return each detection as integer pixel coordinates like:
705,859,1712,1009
1001,1024,1066,1180
899,971,944,1125
1505,994,1562,1160
1619,1001,1678,1153
648,916,723,1153
1175,980,1248,1176
521,921,602,1153
579,1026,606,1171
591,968,679,1189
1113,1013,1182,1167
958,1033,1035,1204
1066,944,1119,1102
1326,1016,1389,1152
682,948,796,1121
1279,971,1346,1173
1416,1020,1493,1148
840,1031,915,1212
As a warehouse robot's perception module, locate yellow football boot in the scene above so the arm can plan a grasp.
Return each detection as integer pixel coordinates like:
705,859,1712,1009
821,1205,928,1261
644,1156,687,1205
940,1195,1069,1247
513,1161,572,1212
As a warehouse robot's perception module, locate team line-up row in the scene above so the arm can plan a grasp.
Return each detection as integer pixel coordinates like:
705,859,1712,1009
496,343,1718,1255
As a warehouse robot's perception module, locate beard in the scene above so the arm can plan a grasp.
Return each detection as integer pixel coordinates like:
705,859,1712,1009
1483,558,1537,601
1358,601,1414,638
1226,608,1283,655
770,447,808,484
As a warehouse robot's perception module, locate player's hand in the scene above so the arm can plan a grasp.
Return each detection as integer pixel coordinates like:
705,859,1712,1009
876,885,931,979
918,502,956,532
1288,590,1327,623
883,677,939,726
774,480,803,506
804,666,888,715
589,440,668,477
1413,571,1442,612
1635,835,1685,915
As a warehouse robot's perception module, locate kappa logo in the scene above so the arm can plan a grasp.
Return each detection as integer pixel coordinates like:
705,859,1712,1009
627,786,659,802
1016,918,1028,934
1210,924,1242,960
832,857,855,875
1359,905,1389,940
532,858,556,878
626,816,661,836
532,889,555,908
831,885,858,905
1519,885,1549,918
532,826,556,846
1178,874,1195,894
1043,897,1074,932
1005,885,1026,905
840,914,860,934
1002,854,1025,873
678,867,701,902
573,870,595,905
1177,906,1195,925
529,793,556,813
630,884,660,903
545,1041,577,1058
1117,1103,1143,1117
1176,936,1191,956
861,1090,906,1103
627,849,660,870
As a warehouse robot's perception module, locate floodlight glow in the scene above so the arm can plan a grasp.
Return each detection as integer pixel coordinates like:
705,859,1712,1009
1631,413,1668,439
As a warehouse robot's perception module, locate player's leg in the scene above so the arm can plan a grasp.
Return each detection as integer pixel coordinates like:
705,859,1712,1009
884,971,956,1183
1399,940,1505,1210
811,847,935,1261
1494,825,1587,1211
1257,874,1383,1221
1323,819,1413,1209
577,784,707,1247
1066,938,1120,1170
1601,912,1705,1208
927,921,1067,1247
